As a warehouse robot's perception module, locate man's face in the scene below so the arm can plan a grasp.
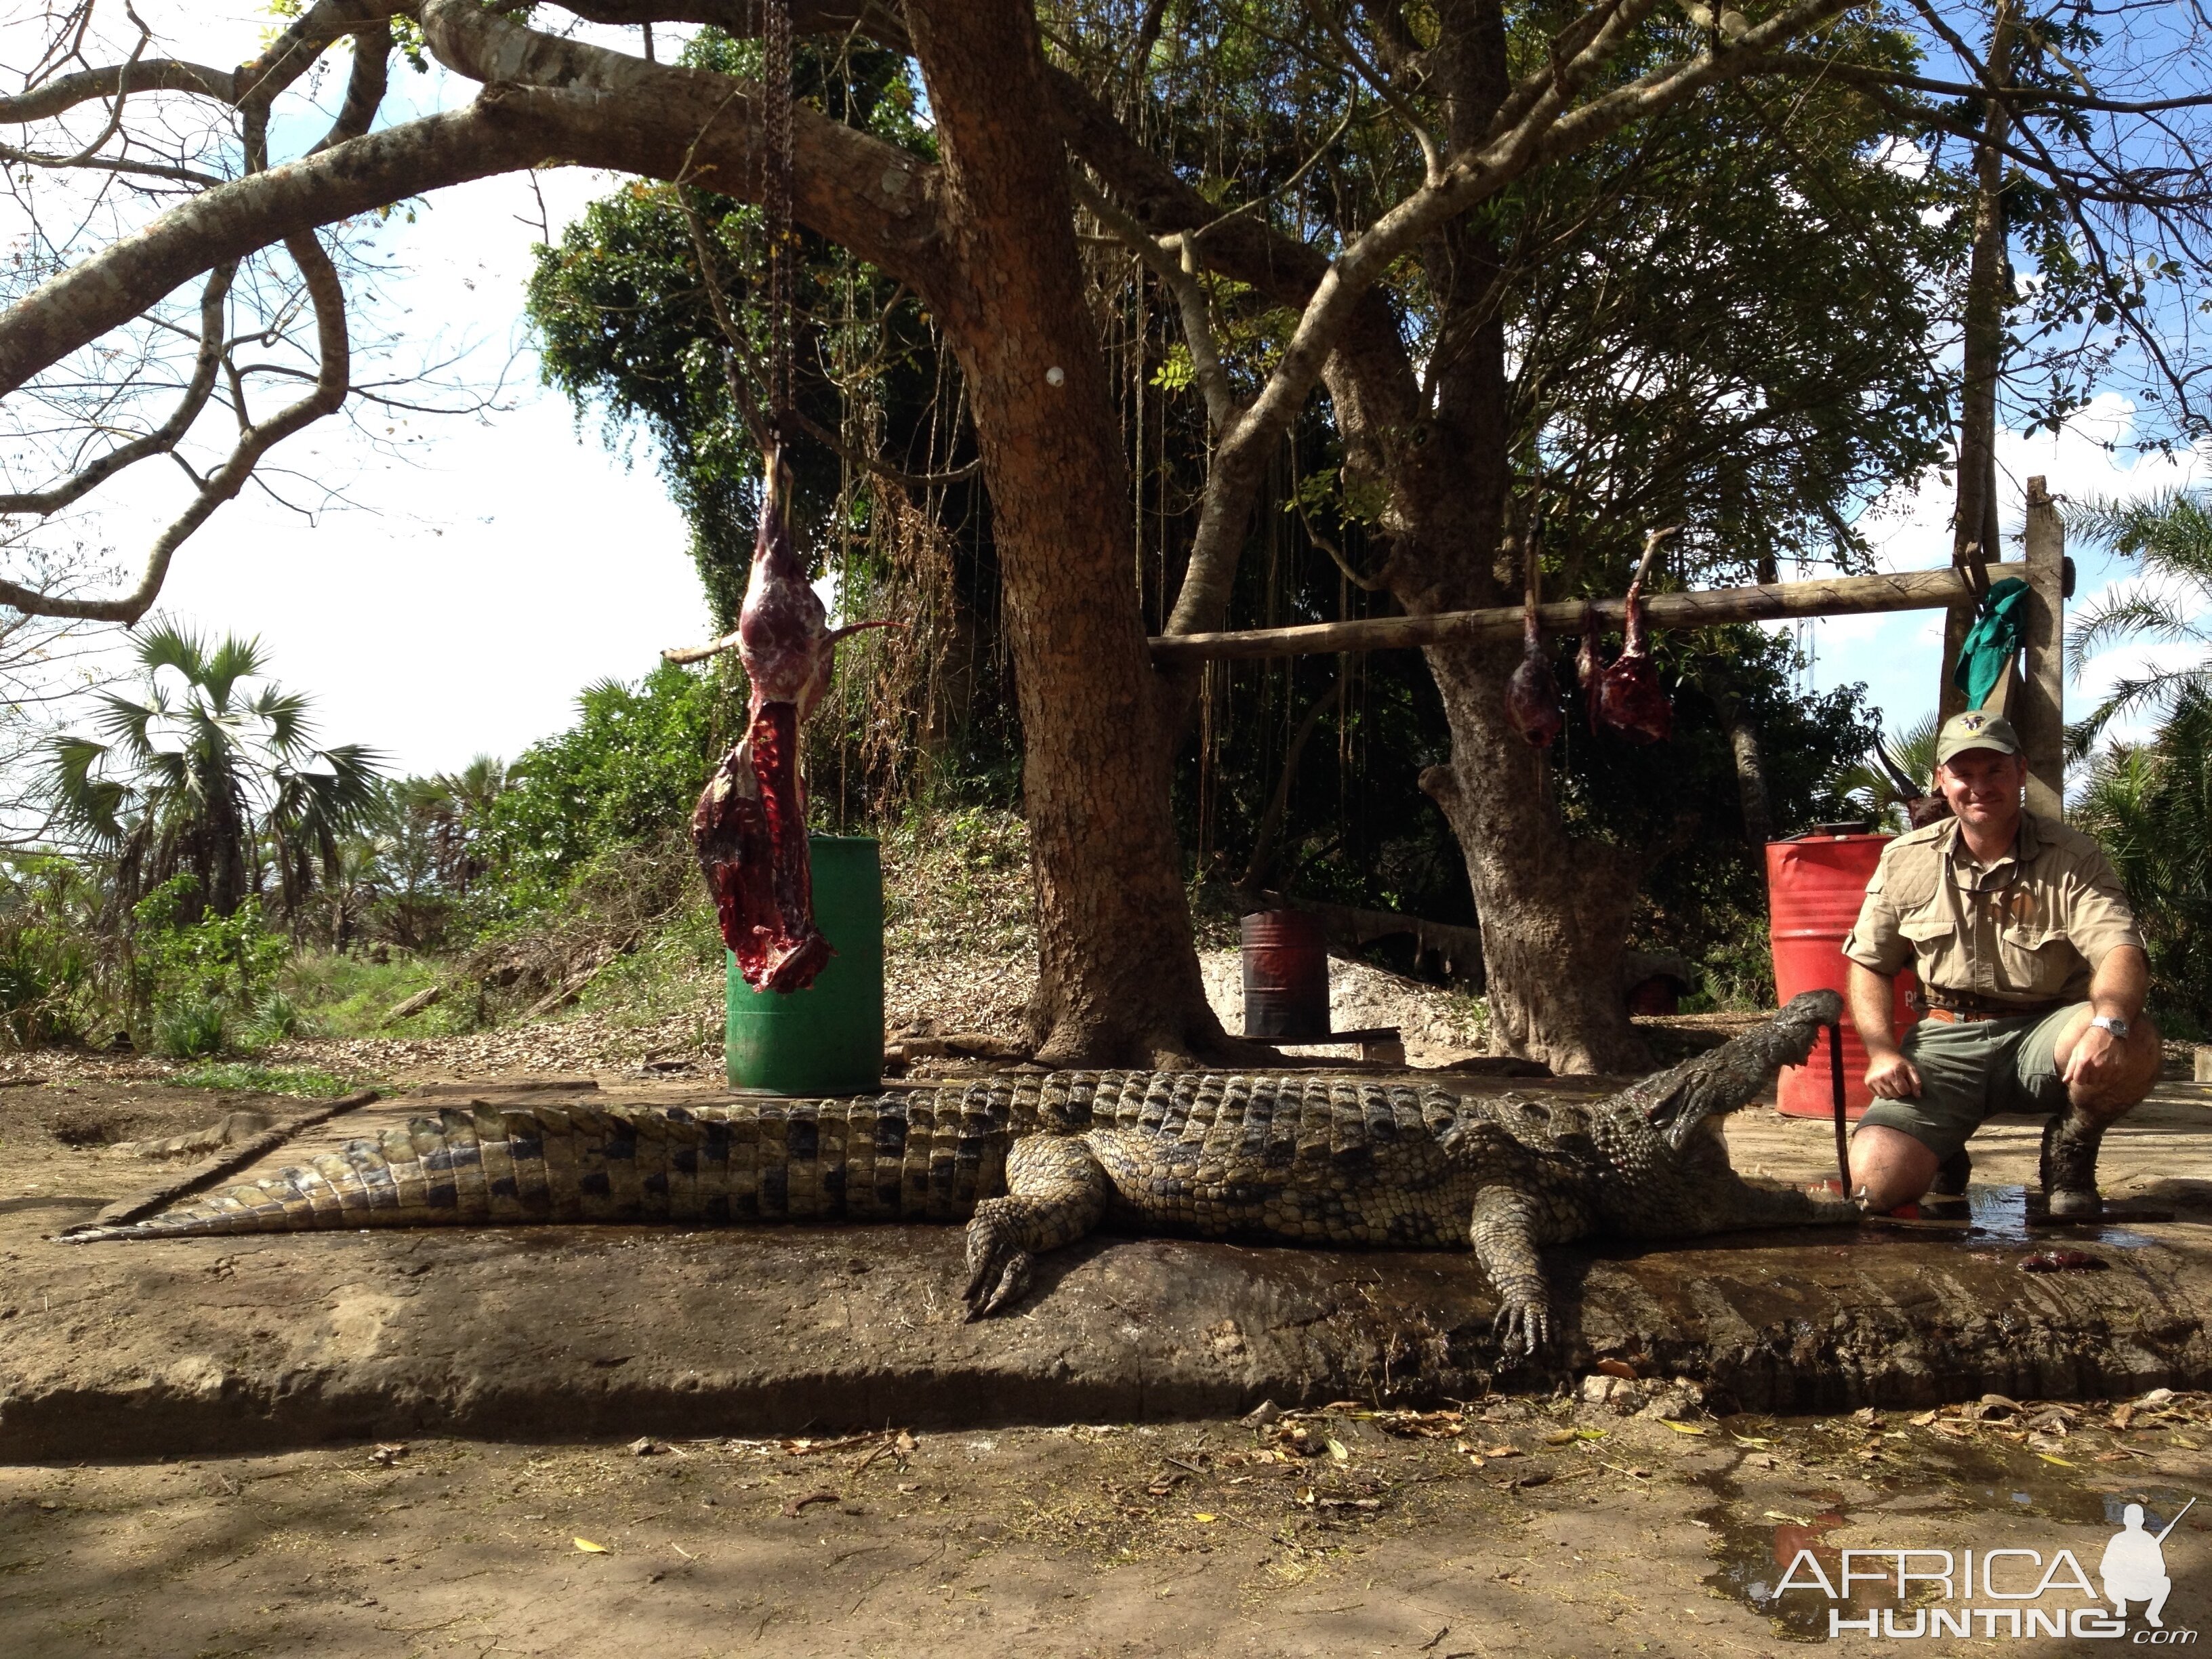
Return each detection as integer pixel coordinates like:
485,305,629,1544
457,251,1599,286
1934,747,2026,832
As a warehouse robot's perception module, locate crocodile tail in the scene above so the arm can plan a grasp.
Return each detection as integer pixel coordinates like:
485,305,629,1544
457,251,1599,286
60,1106,544,1242
1626,989,1843,1149
59,1094,1016,1241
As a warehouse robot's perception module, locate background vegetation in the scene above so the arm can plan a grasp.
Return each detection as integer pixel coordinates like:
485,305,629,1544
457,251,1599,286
0,9,2203,1067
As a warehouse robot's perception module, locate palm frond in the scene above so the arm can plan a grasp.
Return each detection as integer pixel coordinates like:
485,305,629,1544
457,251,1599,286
249,687,315,755
197,634,267,712
2066,487,2212,584
2066,584,2212,663
133,622,209,686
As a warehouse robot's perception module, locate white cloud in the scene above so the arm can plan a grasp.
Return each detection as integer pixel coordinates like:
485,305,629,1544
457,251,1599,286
1801,396,2211,744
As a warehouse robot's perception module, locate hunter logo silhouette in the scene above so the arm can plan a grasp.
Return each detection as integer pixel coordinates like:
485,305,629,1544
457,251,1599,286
2104,1498,2193,1629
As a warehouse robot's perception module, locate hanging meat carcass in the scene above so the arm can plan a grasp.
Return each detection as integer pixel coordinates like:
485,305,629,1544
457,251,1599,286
692,451,891,992
1594,527,1677,745
1576,602,1603,733
1504,541,1563,747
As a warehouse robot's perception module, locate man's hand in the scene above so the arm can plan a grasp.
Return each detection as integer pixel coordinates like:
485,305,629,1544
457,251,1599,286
1849,962,1919,1099
1865,1048,1923,1099
2062,1021,2124,1088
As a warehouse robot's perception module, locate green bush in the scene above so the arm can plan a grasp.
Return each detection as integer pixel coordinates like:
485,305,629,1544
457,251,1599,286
471,663,724,917
157,1000,227,1059
241,988,304,1046
0,855,106,1048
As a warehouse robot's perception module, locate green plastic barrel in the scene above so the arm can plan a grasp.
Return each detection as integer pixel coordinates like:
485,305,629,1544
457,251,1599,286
725,834,884,1095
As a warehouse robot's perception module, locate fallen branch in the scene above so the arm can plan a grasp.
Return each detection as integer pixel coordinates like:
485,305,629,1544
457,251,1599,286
523,935,640,1020
381,984,443,1025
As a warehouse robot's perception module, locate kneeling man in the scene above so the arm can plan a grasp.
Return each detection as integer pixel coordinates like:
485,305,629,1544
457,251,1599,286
1842,712,2161,1216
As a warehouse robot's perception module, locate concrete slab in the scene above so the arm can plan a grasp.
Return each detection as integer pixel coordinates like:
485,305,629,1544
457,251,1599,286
4,1078,2211,1460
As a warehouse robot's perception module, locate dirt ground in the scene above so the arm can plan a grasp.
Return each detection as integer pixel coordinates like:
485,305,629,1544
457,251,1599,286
5,1064,2212,1654
4,1391,2210,1657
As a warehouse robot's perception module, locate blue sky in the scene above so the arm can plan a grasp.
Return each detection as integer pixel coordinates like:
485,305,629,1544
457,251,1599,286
1801,396,2209,757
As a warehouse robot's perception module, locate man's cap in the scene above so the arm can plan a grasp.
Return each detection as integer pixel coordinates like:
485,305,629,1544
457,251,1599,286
1935,710,2023,767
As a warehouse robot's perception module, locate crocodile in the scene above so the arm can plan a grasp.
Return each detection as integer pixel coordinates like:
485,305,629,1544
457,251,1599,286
62,992,1856,1352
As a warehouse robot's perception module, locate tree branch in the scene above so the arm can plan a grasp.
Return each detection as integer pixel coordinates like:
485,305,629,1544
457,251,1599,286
0,232,348,624
0,263,235,516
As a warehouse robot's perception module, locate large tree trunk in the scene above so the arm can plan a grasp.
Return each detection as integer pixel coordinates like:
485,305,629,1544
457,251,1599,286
1320,0,1654,1072
904,0,1233,1066
1418,640,1650,1074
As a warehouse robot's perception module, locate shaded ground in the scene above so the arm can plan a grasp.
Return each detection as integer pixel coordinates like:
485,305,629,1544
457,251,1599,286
4,1394,2210,1656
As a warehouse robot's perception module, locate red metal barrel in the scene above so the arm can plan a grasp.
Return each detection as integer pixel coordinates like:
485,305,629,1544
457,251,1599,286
1241,909,1330,1039
1767,832,1918,1119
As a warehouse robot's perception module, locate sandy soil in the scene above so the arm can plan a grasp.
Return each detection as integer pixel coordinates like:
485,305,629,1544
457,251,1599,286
5,1393,2211,1657
5,1054,2211,1653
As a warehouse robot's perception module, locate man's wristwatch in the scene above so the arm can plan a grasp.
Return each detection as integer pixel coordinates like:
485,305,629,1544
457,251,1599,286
2091,1014,2131,1040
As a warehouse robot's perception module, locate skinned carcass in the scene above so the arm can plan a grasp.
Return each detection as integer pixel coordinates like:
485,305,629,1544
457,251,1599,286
1593,527,1676,745
1504,542,1564,747
693,451,892,992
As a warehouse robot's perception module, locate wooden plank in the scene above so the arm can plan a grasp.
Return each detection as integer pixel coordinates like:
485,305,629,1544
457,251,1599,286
68,1090,380,1233
2018,476,2066,819
1149,562,2030,662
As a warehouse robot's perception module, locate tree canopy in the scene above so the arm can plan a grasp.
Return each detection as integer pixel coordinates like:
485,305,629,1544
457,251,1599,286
3,0,2211,1065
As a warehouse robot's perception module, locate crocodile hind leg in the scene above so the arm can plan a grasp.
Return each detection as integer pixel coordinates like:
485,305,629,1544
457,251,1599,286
962,1134,1111,1319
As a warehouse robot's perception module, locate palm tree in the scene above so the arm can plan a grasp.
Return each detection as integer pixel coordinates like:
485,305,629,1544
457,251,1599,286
2062,485,2212,754
1830,712,1939,832
46,625,383,924
2072,692,2212,1025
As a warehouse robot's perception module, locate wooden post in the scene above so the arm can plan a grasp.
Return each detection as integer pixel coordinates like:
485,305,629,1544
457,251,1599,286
2018,474,2066,819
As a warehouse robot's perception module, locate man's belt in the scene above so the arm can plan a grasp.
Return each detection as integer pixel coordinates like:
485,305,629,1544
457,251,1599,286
1912,986,2067,1025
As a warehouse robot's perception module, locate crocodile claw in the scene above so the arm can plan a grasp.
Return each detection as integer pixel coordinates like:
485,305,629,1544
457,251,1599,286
1491,1298,1551,1366
962,1217,1034,1319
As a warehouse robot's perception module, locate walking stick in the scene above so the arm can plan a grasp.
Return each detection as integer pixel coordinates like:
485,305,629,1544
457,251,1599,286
1830,1020,1850,1191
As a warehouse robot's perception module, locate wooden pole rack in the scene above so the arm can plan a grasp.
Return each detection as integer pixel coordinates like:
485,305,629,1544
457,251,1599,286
1146,561,2031,664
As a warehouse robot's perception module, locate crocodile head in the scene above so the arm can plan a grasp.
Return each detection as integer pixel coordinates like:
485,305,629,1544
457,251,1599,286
1621,989,1842,1151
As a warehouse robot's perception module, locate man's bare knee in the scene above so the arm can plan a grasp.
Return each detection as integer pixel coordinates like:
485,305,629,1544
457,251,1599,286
1847,1124,1940,1210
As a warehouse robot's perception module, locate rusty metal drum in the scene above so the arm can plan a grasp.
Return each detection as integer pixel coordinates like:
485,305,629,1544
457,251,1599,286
1767,830,1917,1119
1240,909,1330,1040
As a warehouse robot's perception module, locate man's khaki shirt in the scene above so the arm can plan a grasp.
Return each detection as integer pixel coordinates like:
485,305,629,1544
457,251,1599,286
1841,813,2144,1007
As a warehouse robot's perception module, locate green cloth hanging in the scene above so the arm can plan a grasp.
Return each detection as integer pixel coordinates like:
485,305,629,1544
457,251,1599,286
1952,577,2031,710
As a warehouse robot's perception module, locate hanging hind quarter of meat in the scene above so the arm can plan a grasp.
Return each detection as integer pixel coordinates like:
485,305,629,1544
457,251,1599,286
1595,527,1677,745
1504,541,1564,747
1576,602,1603,732
692,449,894,992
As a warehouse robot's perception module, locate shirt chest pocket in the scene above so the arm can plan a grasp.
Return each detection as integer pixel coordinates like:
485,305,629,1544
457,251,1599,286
1994,921,2075,995
1897,912,1952,948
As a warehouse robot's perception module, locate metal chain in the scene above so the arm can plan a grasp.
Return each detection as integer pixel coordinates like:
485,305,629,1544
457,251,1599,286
763,0,794,431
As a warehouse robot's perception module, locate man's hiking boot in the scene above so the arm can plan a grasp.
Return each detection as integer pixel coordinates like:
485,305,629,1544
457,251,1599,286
2040,1111,2106,1221
1931,1147,1972,1197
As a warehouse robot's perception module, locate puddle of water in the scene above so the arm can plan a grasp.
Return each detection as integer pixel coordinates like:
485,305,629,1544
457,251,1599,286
1698,1426,2198,1640
1948,1184,2158,1249
1806,1183,2158,1249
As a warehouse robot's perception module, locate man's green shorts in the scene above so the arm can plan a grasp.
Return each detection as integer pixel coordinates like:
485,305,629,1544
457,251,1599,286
1853,1004,2085,1160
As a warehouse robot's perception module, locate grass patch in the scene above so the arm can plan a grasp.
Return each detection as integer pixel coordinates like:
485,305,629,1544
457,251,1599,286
278,950,444,1036
577,894,724,1036
169,1061,358,1098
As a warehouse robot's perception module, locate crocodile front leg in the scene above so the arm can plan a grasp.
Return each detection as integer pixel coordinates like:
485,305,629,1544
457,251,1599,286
962,1134,1112,1319
1469,1185,1570,1361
